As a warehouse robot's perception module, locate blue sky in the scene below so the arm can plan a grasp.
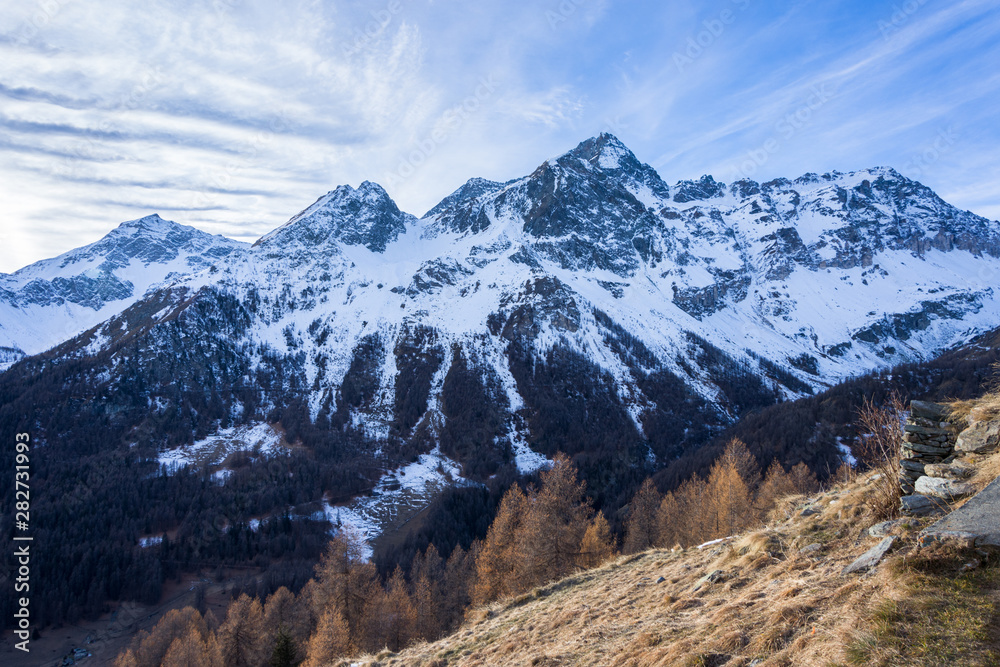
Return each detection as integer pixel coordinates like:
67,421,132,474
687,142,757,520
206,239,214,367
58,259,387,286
1,0,998,272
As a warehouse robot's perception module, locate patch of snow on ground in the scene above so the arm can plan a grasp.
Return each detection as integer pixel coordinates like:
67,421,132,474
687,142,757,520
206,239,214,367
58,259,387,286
836,438,858,467
139,535,163,548
697,536,734,549
212,469,233,484
512,440,551,474
156,422,284,474
319,448,473,559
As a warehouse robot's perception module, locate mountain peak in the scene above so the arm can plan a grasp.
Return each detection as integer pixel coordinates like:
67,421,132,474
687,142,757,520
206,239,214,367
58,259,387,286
424,177,507,219
122,213,166,225
256,181,414,254
853,166,903,181
565,133,636,170
313,181,393,209
116,213,177,235
672,175,725,203
551,133,673,205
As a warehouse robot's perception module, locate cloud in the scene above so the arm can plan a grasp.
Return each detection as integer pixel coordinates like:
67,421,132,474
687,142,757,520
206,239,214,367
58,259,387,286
0,0,998,272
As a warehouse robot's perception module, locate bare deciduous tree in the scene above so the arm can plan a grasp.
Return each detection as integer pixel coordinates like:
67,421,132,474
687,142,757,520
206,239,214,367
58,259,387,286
856,391,906,520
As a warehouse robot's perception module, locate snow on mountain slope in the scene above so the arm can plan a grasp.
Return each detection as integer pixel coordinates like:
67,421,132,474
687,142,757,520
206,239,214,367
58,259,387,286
319,447,472,555
0,214,247,368
156,422,286,474
6,134,1000,493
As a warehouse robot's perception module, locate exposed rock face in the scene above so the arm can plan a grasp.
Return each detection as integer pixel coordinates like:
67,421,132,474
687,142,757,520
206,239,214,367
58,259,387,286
955,420,1000,454
256,181,414,256
901,494,949,516
492,276,581,341
920,476,1000,549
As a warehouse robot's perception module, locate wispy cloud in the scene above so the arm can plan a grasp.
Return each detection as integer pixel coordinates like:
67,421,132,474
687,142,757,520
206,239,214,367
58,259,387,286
0,0,997,272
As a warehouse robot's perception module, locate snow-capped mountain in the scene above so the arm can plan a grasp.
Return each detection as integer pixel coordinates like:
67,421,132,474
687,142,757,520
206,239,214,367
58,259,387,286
0,214,247,369
5,134,1000,485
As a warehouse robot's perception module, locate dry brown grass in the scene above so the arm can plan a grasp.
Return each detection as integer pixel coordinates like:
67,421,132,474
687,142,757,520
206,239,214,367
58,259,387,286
343,403,1000,667
948,366,1000,431
336,473,985,667
713,530,784,570
948,390,1000,425
969,450,1000,492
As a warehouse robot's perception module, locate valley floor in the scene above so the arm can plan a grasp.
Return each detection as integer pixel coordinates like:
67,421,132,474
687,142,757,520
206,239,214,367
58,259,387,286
0,572,252,667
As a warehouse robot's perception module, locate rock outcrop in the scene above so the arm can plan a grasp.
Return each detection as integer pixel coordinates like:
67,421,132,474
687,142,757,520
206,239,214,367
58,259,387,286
955,420,1000,454
919,476,1000,549
842,536,897,575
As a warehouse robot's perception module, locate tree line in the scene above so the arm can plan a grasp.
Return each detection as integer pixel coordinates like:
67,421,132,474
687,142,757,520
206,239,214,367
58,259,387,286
115,444,826,666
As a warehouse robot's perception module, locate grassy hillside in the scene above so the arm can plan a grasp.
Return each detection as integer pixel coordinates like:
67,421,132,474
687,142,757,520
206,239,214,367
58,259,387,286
353,462,1000,666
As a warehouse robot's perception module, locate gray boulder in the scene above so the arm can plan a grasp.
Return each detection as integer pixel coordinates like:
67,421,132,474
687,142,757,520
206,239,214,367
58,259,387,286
914,476,976,501
920,476,1000,549
900,494,948,516
843,537,896,575
955,420,1000,454
924,461,975,480
692,569,725,591
867,519,907,538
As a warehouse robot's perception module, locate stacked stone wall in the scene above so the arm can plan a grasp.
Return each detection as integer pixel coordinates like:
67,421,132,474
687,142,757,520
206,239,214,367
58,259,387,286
899,400,959,495
900,400,998,516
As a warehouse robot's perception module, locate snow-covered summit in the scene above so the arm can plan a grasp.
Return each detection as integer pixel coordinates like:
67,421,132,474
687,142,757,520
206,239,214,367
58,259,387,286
423,177,509,219
0,214,246,366
115,213,179,235
5,134,1000,481
255,181,415,255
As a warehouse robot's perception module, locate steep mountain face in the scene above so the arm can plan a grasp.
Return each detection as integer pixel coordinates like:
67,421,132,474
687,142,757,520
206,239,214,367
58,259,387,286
255,181,415,256
0,214,246,368
5,134,1000,500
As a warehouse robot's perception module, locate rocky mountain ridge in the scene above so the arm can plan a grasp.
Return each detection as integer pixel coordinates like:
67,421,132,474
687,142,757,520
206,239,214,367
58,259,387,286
4,134,1000,492
3,134,1000,637
0,214,246,368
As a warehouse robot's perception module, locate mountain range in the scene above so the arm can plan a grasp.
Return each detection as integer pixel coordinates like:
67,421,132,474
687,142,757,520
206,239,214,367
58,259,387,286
4,134,999,470
0,215,245,368
3,133,1000,631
